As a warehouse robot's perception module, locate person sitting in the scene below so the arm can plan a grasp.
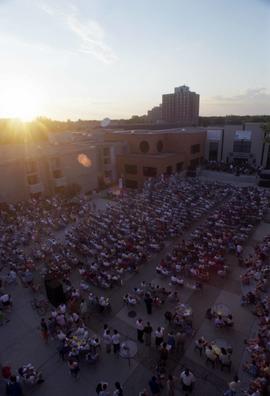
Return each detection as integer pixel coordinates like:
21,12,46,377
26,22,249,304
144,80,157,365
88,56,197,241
85,350,99,364
219,347,232,371
6,375,23,396
224,314,234,327
168,291,179,302
98,296,110,312
195,281,203,290
214,315,225,328
5,271,17,285
133,287,143,297
153,296,164,307
123,294,137,305
0,294,12,311
156,266,169,276
171,275,184,286
205,345,217,368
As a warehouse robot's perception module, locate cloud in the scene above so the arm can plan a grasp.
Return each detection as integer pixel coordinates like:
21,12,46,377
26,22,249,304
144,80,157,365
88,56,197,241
213,88,270,104
201,88,270,115
39,2,117,64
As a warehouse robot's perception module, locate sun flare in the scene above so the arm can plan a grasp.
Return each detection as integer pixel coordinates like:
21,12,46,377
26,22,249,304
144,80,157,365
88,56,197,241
0,82,42,121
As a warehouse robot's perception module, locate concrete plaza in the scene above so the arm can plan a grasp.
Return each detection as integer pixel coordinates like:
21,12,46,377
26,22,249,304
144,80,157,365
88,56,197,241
1,194,269,396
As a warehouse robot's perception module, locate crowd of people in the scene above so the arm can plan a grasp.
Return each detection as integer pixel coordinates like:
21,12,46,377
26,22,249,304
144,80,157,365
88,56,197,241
240,236,270,395
204,160,258,175
155,186,267,288
1,174,270,395
194,336,233,370
67,177,230,289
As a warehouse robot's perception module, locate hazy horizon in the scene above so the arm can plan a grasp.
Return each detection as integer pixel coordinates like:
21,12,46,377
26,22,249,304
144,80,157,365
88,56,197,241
0,0,269,121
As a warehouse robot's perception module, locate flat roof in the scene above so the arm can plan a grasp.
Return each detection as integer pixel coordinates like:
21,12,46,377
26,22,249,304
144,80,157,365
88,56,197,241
108,127,206,135
117,152,180,159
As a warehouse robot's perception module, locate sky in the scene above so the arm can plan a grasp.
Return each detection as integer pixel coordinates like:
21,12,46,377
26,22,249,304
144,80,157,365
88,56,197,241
0,0,269,120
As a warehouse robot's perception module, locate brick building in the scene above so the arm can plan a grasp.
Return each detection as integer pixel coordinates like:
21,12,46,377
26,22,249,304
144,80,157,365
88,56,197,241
105,128,205,188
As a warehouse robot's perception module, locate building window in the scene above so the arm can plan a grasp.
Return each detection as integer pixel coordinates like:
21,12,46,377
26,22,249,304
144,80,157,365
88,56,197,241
27,174,39,185
53,169,63,179
143,167,157,177
51,157,61,169
157,140,163,153
125,179,138,189
124,164,138,175
190,144,200,154
104,157,111,165
103,147,110,156
233,140,251,153
139,140,150,153
176,162,184,172
25,160,37,174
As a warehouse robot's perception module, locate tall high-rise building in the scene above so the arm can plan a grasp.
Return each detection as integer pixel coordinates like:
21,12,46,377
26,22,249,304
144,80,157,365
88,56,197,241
162,85,200,125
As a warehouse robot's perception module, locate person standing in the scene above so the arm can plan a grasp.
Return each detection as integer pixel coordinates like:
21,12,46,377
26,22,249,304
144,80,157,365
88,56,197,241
144,293,153,315
159,342,169,365
113,381,124,395
68,359,80,380
47,317,56,339
175,330,186,353
223,375,241,396
103,329,112,354
6,376,23,396
136,319,144,343
112,329,120,354
180,368,195,395
80,299,88,321
167,374,176,396
148,376,161,396
40,318,49,344
167,332,175,351
99,383,110,396
138,390,149,396
155,327,164,348
144,322,153,346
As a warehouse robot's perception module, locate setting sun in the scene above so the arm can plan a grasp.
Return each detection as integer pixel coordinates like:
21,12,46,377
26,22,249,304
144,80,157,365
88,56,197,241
0,81,42,121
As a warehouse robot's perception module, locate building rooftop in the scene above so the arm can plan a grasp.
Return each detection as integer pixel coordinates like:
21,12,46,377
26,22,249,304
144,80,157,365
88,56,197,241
108,127,206,135
117,152,179,159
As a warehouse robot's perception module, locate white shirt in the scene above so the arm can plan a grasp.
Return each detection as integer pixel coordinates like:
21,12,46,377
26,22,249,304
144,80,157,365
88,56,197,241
136,320,144,330
229,380,240,391
155,328,164,338
0,294,9,303
112,333,120,345
180,371,195,386
103,333,112,345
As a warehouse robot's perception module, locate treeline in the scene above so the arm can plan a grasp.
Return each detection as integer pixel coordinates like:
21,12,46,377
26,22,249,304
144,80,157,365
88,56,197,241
0,117,100,144
199,115,270,126
1,115,270,144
